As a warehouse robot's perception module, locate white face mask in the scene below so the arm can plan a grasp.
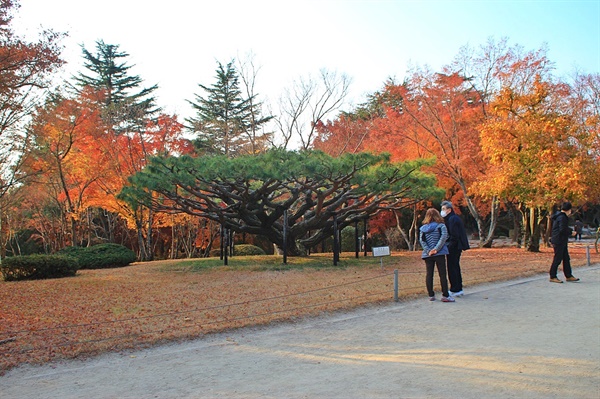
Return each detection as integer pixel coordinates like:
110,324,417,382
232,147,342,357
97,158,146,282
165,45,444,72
440,210,448,218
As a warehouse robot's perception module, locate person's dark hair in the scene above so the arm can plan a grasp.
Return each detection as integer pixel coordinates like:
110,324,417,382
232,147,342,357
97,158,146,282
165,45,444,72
561,201,572,211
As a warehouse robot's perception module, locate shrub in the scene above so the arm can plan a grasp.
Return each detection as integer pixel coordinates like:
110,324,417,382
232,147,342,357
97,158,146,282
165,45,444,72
1,254,80,281
315,227,361,253
208,244,268,258
56,245,88,259
57,243,136,269
233,244,266,256
341,226,358,252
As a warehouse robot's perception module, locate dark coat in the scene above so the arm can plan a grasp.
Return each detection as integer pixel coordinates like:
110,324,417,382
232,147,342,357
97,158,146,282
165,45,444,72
551,211,571,247
443,211,470,252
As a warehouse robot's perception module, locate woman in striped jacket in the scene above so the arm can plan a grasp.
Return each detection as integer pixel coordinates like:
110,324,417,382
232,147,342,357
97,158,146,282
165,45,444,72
419,208,454,302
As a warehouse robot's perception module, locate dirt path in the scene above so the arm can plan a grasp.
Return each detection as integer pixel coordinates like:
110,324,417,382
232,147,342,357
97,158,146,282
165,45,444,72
2,266,599,399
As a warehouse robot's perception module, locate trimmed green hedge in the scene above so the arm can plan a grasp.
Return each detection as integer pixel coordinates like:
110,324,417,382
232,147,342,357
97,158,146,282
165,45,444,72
233,244,266,256
208,244,267,258
57,243,136,269
1,254,80,281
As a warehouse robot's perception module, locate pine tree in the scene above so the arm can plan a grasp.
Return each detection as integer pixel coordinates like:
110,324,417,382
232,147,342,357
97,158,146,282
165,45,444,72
186,60,271,156
72,40,160,133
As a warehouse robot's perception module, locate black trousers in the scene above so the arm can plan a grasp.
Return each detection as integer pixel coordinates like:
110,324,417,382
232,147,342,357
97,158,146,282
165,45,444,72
424,255,449,297
446,250,463,293
549,243,573,279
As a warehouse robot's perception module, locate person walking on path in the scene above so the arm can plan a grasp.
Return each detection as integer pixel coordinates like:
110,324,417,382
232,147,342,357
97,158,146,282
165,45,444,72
574,218,584,241
441,200,470,297
549,202,580,283
419,208,454,302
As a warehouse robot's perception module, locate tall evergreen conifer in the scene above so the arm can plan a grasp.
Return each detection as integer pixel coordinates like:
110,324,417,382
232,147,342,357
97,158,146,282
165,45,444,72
186,60,271,156
73,40,160,133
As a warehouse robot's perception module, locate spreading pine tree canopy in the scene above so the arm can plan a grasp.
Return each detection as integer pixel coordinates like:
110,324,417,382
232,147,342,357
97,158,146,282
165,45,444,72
119,149,442,255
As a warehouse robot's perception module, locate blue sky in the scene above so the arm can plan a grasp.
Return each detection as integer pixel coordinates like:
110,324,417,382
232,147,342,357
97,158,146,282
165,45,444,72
15,0,600,119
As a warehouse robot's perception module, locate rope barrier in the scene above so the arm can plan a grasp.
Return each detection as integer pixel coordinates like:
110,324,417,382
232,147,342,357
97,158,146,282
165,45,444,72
4,287,396,357
2,256,592,360
3,272,393,337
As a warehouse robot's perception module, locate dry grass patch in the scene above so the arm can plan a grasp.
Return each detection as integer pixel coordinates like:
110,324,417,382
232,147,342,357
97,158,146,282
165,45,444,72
1,243,597,373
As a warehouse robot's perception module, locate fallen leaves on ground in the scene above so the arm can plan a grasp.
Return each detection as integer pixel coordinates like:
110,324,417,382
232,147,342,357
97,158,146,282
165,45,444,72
0,244,596,374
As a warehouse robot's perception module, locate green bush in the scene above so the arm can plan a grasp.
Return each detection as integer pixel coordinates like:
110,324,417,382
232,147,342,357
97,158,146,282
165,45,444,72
341,226,358,252
56,245,88,259
233,244,266,256
313,227,361,253
1,254,80,281
57,243,136,269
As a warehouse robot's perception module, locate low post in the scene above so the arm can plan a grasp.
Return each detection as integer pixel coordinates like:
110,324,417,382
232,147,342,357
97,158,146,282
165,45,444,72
354,220,359,259
394,269,399,302
363,218,368,257
219,225,224,260
333,213,339,266
223,228,228,266
586,245,591,266
283,210,288,265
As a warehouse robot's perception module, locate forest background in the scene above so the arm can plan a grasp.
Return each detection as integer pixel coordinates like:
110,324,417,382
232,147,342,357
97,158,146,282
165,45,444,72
1,0,599,262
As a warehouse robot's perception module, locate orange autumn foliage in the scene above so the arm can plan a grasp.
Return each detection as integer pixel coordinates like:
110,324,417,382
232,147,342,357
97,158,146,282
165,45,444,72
19,88,197,251
477,75,596,207
23,91,111,244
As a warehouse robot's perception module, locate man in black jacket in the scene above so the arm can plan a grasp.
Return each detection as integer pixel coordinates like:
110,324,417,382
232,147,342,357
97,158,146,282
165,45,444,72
441,201,470,296
549,202,579,283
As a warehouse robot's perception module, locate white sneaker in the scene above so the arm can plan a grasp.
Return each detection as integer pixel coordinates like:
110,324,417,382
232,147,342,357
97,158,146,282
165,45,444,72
450,290,464,297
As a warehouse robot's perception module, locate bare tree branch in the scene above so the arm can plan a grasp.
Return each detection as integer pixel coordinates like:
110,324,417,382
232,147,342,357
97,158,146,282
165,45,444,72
274,69,351,150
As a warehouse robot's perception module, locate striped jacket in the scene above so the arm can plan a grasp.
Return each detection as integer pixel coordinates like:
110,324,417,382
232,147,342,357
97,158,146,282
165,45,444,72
419,222,449,259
